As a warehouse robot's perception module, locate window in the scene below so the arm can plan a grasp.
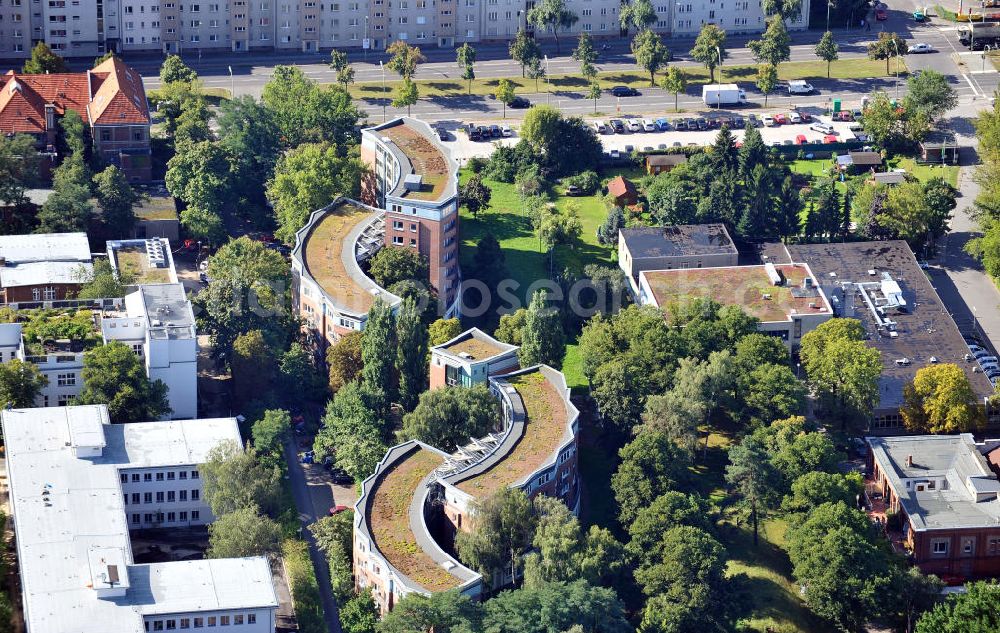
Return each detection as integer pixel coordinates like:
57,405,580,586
144,513,153,522
167,491,175,502
932,540,949,555
144,492,152,504
166,620,176,630
167,471,175,480
393,220,404,230
192,510,200,520
247,615,256,624
132,493,140,504
179,511,188,520
989,536,1000,555
132,513,140,524
220,616,229,626
191,470,199,479
167,511,175,521
179,490,187,501
193,618,203,628
144,473,152,482
233,616,243,625
180,620,190,630
154,621,164,631
393,236,404,245
121,473,128,484
156,472,164,481
207,617,216,627
192,489,200,500
179,471,187,480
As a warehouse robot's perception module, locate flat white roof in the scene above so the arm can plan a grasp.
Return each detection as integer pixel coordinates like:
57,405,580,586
130,559,278,615
0,260,93,288
0,232,91,264
1,406,269,633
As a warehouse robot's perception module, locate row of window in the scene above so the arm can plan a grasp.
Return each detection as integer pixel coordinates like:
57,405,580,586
131,509,199,524
121,469,198,483
144,613,255,630
930,536,1000,556
123,489,200,504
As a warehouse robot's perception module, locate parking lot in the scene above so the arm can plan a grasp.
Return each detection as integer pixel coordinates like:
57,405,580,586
441,107,866,162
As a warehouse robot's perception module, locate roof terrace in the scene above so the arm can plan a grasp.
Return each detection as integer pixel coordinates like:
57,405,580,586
367,445,468,592
296,200,400,317
640,263,831,323
436,328,516,363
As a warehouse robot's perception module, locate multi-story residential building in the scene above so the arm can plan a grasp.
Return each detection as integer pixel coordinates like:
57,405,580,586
292,198,402,345
429,327,518,389
1,0,808,57
867,434,1000,579
618,223,738,294
0,57,151,181
0,282,198,418
354,331,579,614
635,260,833,350
2,404,279,633
0,232,93,303
361,117,461,313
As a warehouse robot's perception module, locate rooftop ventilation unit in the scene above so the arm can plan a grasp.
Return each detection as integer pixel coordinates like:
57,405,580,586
145,239,166,268
404,174,423,191
764,262,782,286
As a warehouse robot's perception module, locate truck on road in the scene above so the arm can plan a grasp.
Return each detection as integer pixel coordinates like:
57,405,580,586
959,22,1000,49
702,84,748,107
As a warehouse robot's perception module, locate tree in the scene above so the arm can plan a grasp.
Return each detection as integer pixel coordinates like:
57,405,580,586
537,203,584,271
180,206,226,244
573,31,599,80
800,319,882,427
386,41,426,80
401,384,498,451
632,29,671,86
0,133,40,211
22,42,69,74
0,359,47,409
483,580,631,633
429,318,463,346
329,49,356,88
473,233,508,292
266,142,363,244
74,258,131,299
460,173,492,218
278,342,324,405
396,297,429,411
313,382,387,482
76,341,170,422
726,435,781,546
201,440,283,517
261,66,362,148
340,591,379,633
165,141,232,214
494,78,516,119
775,175,803,241
369,246,429,289
378,591,482,633
592,359,645,433
748,17,791,69
251,409,291,465
597,206,625,246
510,29,543,78
326,331,363,393
905,69,957,122
916,581,1000,633
93,165,140,236
527,56,547,92
311,511,355,601
160,54,198,84
455,42,477,94
527,0,579,54
661,66,688,112
612,431,691,526
361,299,396,417
217,95,282,205
867,32,908,76
524,496,624,587
756,63,778,107
626,492,712,567
743,363,807,426
59,108,88,158
93,51,116,66
578,82,602,114
690,24,727,82
36,184,93,234
902,363,986,433
762,0,803,21
754,416,841,486
814,31,839,78
207,506,283,558
231,329,276,406
455,488,536,588
393,78,419,116
495,309,527,345
620,0,657,35
783,471,863,514
519,289,566,367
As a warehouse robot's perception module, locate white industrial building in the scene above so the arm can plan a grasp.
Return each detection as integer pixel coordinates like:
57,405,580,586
2,405,279,633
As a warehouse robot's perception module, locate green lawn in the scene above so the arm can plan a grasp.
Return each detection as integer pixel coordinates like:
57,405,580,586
888,157,960,187
347,59,904,100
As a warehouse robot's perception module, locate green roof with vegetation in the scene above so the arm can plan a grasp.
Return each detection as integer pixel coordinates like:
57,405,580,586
380,122,450,202
303,202,377,314
114,248,172,284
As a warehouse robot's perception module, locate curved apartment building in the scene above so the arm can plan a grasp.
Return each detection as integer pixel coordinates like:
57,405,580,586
291,197,402,344
354,331,579,614
361,117,460,315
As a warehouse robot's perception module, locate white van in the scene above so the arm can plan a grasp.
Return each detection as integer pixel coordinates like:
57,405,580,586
788,80,814,95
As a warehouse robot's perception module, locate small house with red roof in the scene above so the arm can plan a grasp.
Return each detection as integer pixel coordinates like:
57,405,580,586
607,175,638,207
0,57,151,181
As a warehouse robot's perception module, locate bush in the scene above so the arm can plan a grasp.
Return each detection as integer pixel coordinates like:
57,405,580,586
467,156,487,173
565,170,600,195
283,539,325,633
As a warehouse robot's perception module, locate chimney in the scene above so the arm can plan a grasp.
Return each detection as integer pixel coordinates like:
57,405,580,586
44,103,56,130
905,455,913,468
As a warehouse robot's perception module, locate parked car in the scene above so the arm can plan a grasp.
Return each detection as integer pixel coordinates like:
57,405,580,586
593,121,606,134
489,124,502,138
329,505,349,516
810,121,835,134
910,42,934,53
748,114,760,127
835,111,854,122
329,469,353,485
789,111,802,124
467,124,482,141
655,117,671,130
609,149,622,159
875,8,887,20
823,134,838,143
627,119,642,132
762,114,776,126
695,118,709,130
774,113,789,125
565,185,582,196
674,118,689,131
642,118,657,132
510,96,531,108
610,85,640,97
795,134,807,145
477,125,490,139
658,143,668,149
501,125,513,137
610,118,626,133
797,111,812,122
435,126,449,141
913,9,926,21
732,115,746,128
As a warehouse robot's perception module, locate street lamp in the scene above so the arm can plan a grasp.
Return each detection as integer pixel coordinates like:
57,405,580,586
364,15,369,61
890,39,900,101
544,54,550,103
380,60,386,122
715,46,723,110
228,65,234,99
984,44,993,72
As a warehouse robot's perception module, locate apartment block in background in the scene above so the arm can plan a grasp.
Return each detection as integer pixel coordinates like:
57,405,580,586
361,117,460,313
2,405,279,633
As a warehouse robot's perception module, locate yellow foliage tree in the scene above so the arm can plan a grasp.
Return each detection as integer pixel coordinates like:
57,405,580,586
902,363,986,433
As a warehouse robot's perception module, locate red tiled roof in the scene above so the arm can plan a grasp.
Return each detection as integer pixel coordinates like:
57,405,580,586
0,58,149,135
607,175,637,199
